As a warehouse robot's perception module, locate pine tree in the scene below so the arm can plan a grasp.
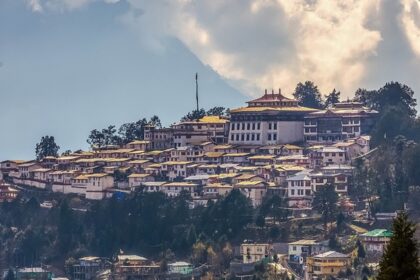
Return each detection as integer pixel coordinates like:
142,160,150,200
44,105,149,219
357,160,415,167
377,212,420,280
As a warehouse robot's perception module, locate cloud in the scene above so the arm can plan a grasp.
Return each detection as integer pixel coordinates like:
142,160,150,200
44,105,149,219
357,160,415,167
26,0,120,12
26,0,420,99
120,0,389,97
26,0,44,12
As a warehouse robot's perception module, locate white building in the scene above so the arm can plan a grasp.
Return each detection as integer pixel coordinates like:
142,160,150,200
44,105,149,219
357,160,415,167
229,89,317,145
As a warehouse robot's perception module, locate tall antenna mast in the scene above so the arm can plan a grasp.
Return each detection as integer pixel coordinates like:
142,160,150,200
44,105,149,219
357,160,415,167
195,72,199,111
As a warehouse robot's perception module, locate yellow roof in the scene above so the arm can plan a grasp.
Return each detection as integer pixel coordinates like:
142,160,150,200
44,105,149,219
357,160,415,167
32,168,52,173
205,183,233,188
198,116,228,124
98,149,135,154
289,239,318,245
223,153,250,157
163,182,197,187
127,140,150,145
57,156,81,161
75,173,109,179
214,144,234,150
210,173,240,179
129,150,145,155
283,144,303,150
248,155,276,160
230,106,317,113
236,173,260,180
162,161,192,165
128,173,152,178
205,152,224,158
128,160,150,164
148,163,162,168
144,150,164,156
236,180,266,186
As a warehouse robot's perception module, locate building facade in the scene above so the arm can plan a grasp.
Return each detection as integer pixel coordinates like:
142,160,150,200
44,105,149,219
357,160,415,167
304,102,378,143
229,89,317,145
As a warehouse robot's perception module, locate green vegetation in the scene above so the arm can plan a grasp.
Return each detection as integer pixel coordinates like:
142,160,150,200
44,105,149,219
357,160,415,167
377,212,420,280
86,115,161,148
35,135,60,160
0,190,252,267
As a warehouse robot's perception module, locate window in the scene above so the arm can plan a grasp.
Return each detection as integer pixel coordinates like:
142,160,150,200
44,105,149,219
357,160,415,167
273,134,277,140
231,124,235,130
242,123,245,130
268,123,272,130
268,134,272,141
236,134,239,141
251,134,255,141
252,123,255,130
291,189,295,195
231,134,234,141
246,134,250,141
273,123,277,130
247,123,250,130
241,134,245,141
237,123,240,130
257,123,261,130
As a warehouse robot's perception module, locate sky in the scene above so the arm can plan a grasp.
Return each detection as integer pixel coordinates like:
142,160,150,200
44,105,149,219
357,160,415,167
0,0,419,160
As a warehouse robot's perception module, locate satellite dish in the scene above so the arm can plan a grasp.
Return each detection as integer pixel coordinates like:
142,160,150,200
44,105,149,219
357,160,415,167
299,256,304,264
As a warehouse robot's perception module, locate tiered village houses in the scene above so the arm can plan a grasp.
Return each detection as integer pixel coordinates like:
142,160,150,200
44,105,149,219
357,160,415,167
1,89,374,206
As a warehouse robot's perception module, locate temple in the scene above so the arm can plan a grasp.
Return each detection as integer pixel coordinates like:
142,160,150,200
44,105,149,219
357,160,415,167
228,89,317,145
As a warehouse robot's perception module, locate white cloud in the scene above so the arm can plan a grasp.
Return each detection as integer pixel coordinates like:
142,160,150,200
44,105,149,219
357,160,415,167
26,0,120,12
122,0,390,97
26,0,44,12
27,0,420,98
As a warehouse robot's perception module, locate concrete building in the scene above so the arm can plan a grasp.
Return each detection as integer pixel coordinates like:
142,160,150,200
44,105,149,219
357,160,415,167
240,242,272,264
288,240,324,263
360,229,392,255
172,116,229,147
143,125,174,150
307,251,350,279
304,102,378,143
229,89,317,145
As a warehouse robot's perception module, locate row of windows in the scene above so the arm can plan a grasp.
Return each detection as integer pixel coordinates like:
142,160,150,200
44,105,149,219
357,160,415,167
230,133,261,141
290,189,311,196
231,122,261,131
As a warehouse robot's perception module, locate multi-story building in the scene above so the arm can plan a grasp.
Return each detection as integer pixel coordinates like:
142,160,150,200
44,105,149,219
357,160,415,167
0,182,19,202
304,102,378,143
171,116,229,147
229,89,317,145
286,171,312,207
288,240,324,263
143,125,174,150
113,255,160,280
69,257,111,280
306,251,350,279
240,242,272,264
360,229,392,255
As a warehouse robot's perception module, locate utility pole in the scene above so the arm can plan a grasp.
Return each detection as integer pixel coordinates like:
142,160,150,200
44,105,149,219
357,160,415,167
195,73,199,112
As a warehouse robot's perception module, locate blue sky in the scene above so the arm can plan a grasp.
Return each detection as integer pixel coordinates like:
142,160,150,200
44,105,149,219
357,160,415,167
1,0,419,160
0,0,245,159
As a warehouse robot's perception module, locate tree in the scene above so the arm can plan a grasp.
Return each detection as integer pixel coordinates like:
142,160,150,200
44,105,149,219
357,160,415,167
87,129,105,148
35,135,60,160
324,89,341,108
356,240,366,259
61,150,72,156
4,269,15,280
206,106,227,117
181,108,206,121
293,81,324,109
149,115,162,128
118,118,148,144
377,212,420,280
313,184,338,230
